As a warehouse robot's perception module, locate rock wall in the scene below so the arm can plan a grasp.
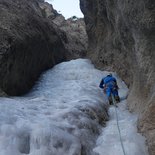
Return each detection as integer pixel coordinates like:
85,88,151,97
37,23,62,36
0,0,66,96
39,2,88,60
80,0,155,154
0,0,88,96
53,16,88,60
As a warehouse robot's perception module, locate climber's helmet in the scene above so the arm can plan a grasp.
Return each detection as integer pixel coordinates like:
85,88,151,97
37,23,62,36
107,73,112,77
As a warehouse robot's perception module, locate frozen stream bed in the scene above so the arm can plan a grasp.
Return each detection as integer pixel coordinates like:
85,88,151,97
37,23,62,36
0,59,148,155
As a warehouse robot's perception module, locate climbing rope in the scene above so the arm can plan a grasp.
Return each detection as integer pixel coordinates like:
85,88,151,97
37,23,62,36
111,95,127,155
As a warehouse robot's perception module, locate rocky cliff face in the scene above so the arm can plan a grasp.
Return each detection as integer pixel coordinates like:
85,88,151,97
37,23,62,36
39,2,88,59
0,0,87,96
0,0,68,95
53,16,88,59
80,0,155,154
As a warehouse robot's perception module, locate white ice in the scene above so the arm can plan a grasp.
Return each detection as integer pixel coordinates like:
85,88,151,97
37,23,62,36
93,101,149,155
0,59,148,155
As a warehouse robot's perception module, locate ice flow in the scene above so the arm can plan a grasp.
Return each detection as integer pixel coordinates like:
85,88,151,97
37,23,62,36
0,59,148,155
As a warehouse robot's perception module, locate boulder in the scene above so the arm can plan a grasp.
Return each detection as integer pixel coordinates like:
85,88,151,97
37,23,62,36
0,0,66,95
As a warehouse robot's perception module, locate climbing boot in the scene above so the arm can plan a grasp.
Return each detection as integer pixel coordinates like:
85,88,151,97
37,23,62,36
108,96,113,105
115,96,120,103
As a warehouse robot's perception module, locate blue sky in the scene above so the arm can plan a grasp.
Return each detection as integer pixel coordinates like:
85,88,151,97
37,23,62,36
46,0,83,19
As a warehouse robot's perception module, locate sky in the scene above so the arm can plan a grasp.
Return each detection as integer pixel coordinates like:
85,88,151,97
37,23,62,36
46,0,83,19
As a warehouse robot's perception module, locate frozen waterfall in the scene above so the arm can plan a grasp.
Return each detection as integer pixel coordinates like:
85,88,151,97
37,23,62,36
0,59,148,155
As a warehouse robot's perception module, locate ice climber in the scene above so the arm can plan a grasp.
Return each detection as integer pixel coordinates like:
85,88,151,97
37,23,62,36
99,73,120,105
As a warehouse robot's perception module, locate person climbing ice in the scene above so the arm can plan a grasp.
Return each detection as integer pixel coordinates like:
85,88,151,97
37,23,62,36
99,73,120,105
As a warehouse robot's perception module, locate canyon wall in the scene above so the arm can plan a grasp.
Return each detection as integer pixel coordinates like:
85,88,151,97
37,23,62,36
0,0,87,96
80,0,155,154
0,0,66,95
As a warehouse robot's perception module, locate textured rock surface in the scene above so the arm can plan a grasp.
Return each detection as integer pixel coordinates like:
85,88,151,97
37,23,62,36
53,16,88,59
80,0,155,154
40,2,88,59
0,0,67,95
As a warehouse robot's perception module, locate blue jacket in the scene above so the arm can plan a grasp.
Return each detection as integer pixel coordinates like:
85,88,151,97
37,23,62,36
99,75,117,89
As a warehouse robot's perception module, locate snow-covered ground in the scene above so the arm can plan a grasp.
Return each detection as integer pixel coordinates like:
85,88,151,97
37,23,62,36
0,59,148,155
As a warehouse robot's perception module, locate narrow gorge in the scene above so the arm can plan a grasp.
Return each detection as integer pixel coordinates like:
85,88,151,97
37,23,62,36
0,0,154,155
